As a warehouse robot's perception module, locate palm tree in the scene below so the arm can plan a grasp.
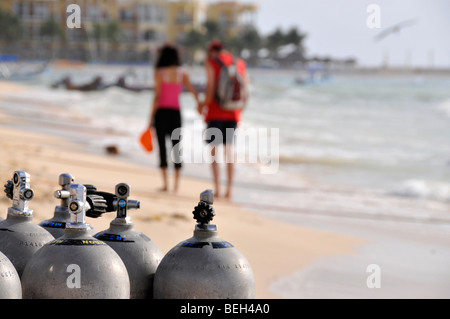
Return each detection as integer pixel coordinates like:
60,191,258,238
265,28,284,58
283,26,307,53
180,29,205,63
104,20,121,45
238,26,261,62
92,21,122,62
224,35,244,57
40,17,65,58
0,8,22,44
203,20,225,43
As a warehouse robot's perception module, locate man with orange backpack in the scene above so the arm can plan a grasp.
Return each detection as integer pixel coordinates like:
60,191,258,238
198,41,250,200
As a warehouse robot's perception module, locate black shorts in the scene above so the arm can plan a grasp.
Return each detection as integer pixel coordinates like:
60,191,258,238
154,109,182,169
205,120,238,145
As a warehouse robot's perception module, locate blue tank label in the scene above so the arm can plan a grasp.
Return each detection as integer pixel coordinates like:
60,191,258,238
212,242,234,249
40,221,66,228
94,233,134,243
180,241,234,249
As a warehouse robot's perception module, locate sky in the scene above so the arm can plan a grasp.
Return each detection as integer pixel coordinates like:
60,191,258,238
251,0,450,67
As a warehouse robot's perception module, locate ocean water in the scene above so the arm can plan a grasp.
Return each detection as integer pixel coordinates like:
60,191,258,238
2,63,450,222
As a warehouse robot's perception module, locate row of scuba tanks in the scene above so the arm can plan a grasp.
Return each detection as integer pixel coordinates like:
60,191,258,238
0,170,255,299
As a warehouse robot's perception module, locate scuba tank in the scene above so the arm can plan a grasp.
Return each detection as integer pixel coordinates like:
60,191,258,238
94,183,164,299
153,190,255,299
39,173,95,238
0,171,54,277
0,251,22,299
21,184,130,299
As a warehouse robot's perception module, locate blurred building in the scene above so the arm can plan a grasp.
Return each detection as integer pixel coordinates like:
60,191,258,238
167,0,206,43
0,0,62,49
0,0,168,61
206,1,257,38
117,0,168,58
166,0,258,43
0,0,257,62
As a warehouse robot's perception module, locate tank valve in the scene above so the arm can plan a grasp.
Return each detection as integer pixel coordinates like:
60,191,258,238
113,183,140,220
67,184,107,227
4,171,34,216
53,173,74,206
192,190,216,227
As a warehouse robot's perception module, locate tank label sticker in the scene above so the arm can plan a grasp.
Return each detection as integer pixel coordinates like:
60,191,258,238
40,221,66,229
180,241,234,249
94,233,134,243
48,239,106,246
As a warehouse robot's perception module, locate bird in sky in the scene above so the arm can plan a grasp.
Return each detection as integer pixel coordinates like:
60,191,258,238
374,18,419,42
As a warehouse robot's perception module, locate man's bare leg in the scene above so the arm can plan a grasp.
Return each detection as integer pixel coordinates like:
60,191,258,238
211,146,221,197
225,144,235,200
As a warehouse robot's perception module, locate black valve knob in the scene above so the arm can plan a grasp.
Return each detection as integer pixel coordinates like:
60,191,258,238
192,201,215,225
84,184,116,213
86,194,108,218
4,180,13,200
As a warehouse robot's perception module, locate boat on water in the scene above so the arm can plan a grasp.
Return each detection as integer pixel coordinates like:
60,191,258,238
0,54,50,81
295,63,332,85
52,74,206,94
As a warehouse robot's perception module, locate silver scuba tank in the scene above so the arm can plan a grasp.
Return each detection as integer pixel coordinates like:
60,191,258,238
0,250,22,299
153,190,255,299
94,183,164,299
21,184,130,299
0,171,54,277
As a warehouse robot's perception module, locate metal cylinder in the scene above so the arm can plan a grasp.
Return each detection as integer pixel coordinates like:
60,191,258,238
0,251,22,299
153,190,255,299
21,184,130,299
0,171,55,277
94,183,163,299
39,173,95,238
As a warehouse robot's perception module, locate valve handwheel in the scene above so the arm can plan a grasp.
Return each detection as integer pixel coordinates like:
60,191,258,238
192,201,215,225
86,194,108,218
4,180,13,200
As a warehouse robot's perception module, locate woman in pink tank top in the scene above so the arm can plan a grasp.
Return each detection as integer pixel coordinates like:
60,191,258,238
149,44,199,193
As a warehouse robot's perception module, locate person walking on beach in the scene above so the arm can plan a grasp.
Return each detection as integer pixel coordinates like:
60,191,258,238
149,44,199,193
198,41,250,199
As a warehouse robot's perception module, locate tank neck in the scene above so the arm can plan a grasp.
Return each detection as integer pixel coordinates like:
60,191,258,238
63,226,92,238
193,224,218,240
7,208,33,222
53,206,70,218
110,217,134,229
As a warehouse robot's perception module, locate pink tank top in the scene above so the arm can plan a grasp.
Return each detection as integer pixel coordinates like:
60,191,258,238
158,68,183,111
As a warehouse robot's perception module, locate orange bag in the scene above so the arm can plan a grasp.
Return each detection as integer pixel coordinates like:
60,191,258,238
140,128,154,153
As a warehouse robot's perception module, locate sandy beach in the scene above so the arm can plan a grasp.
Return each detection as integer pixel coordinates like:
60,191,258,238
0,80,363,299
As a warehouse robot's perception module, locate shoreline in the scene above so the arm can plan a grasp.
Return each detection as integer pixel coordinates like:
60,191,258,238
0,80,363,298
